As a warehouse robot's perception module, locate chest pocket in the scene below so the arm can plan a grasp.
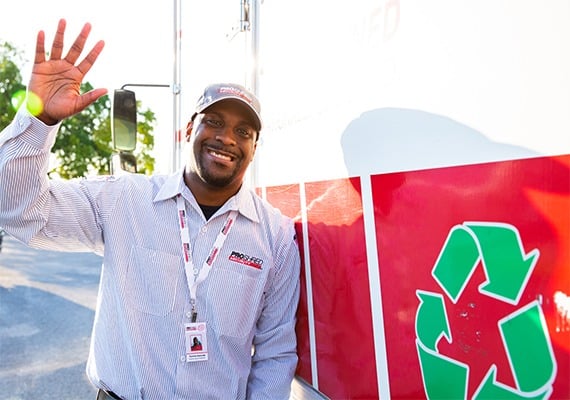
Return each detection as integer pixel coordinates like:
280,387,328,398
125,246,180,316
206,266,265,338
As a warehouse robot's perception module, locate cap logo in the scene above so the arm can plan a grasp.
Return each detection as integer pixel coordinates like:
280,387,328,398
218,87,253,105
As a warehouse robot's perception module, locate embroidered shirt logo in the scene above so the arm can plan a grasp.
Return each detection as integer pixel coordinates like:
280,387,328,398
229,251,263,269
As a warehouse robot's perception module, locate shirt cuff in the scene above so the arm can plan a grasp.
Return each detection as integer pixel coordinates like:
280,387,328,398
10,105,60,151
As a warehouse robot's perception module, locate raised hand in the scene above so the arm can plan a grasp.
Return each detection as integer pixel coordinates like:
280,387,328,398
28,19,107,125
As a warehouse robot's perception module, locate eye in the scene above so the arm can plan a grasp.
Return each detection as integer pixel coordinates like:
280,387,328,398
236,127,254,139
204,118,223,128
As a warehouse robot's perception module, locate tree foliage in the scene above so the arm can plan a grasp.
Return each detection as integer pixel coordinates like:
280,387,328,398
0,40,155,178
0,42,25,128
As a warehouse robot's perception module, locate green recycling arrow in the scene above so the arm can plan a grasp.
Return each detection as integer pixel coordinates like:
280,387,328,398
432,222,539,305
416,222,557,400
473,366,550,400
431,225,480,303
415,291,450,351
467,223,539,305
499,301,556,392
472,301,556,399
417,339,469,400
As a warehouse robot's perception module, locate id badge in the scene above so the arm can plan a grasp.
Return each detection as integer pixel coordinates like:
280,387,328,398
184,322,208,362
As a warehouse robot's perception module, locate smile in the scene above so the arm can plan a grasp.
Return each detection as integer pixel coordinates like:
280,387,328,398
207,147,235,162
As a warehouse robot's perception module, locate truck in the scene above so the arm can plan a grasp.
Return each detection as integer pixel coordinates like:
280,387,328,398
112,1,570,398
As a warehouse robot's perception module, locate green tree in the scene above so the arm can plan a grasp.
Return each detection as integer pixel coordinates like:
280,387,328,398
0,40,155,178
0,42,25,128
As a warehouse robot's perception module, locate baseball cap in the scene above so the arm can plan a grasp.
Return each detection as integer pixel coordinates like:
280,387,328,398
193,83,262,132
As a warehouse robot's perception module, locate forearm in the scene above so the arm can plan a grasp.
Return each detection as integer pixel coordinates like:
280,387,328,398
0,107,59,244
249,321,298,400
248,225,301,399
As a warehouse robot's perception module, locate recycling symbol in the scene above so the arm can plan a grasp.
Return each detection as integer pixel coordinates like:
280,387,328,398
415,222,558,399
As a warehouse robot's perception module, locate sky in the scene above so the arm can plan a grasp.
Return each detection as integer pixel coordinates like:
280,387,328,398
1,0,248,173
1,1,169,86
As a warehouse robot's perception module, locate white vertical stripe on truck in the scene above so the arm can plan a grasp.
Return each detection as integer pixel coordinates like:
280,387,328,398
361,175,391,399
299,181,320,390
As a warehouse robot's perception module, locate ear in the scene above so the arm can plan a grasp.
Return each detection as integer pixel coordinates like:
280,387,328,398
249,141,258,163
185,120,194,142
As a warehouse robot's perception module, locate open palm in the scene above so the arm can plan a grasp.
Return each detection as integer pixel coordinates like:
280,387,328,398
28,19,107,125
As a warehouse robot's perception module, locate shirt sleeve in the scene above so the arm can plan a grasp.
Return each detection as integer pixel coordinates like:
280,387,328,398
247,219,301,399
0,106,105,254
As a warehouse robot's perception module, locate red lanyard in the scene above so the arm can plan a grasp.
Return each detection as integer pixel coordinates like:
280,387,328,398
176,194,237,321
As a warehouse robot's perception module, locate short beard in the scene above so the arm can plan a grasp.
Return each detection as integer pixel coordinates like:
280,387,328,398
195,152,242,188
198,167,237,188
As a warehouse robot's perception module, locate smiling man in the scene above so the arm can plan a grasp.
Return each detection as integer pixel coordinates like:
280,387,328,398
0,20,300,400
184,83,262,207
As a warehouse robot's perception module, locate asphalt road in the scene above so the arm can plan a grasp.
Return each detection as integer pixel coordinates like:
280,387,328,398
0,234,102,400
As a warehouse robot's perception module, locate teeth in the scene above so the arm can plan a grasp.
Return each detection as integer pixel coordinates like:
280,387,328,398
210,150,231,161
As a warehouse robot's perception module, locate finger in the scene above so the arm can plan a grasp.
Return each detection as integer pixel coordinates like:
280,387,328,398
65,22,92,65
34,30,46,64
76,39,105,76
75,88,109,113
50,19,66,60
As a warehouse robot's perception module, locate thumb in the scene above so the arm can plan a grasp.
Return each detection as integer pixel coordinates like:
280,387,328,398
76,87,109,112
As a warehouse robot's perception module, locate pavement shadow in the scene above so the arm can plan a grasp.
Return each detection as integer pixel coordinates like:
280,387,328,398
0,285,97,399
0,235,101,399
0,235,102,289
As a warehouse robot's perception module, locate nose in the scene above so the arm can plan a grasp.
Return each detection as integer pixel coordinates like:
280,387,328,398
215,126,237,145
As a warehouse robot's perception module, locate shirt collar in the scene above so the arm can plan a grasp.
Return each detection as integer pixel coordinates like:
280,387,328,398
153,169,260,223
153,169,186,202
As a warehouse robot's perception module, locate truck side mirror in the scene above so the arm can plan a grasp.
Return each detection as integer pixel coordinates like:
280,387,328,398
112,89,137,152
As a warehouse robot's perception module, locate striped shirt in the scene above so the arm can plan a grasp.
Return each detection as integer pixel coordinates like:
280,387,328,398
0,108,301,399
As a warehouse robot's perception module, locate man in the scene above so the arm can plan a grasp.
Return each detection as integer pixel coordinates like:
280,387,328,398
0,19,300,399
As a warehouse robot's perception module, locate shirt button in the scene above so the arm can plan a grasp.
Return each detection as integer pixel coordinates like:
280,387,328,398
180,355,186,362
186,311,193,319
201,226,207,233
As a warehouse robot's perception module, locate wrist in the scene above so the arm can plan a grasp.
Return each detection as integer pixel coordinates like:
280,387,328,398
25,92,59,125
36,113,60,126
